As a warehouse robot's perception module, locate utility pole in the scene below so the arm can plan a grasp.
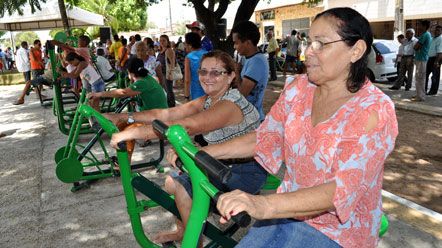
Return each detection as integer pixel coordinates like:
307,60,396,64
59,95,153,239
168,0,173,34
394,0,404,38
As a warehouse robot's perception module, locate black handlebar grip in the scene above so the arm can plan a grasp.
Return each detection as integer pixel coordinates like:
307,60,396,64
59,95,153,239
175,158,185,172
117,141,127,151
152,119,168,138
194,151,232,184
213,192,251,228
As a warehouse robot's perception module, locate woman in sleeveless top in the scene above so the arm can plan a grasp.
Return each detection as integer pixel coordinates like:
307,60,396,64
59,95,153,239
107,51,268,245
62,52,105,111
156,34,176,107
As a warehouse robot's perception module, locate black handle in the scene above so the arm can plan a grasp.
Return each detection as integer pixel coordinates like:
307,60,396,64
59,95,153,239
194,151,232,184
213,192,251,227
152,119,168,139
175,158,185,172
117,141,127,151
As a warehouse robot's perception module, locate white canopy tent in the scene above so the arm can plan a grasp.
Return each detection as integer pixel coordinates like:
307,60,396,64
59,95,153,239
0,0,104,31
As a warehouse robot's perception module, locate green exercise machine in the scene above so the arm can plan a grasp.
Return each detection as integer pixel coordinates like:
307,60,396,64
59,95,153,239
74,105,388,247
54,99,164,192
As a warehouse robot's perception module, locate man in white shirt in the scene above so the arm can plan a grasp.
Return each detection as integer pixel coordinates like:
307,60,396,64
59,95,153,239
390,28,418,90
15,41,31,82
130,34,142,57
283,29,300,76
95,48,115,82
426,25,442,95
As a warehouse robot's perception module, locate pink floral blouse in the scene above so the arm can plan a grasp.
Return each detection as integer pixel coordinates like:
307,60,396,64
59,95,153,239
255,75,398,247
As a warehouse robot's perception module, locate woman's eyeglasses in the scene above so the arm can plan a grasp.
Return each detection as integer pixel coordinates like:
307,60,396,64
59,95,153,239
307,39,346,52
198,69,228,77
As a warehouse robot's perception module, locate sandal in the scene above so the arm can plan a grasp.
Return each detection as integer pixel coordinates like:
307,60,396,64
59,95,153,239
13,99,24,105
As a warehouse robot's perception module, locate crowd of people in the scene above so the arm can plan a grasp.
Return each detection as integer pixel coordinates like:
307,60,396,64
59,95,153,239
10,8,406,247
390,21,442,100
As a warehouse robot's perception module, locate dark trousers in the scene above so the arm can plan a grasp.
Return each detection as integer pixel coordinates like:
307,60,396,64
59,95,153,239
393,56,414,89
268,52,277,80
426,56,441,94
165,79,176,107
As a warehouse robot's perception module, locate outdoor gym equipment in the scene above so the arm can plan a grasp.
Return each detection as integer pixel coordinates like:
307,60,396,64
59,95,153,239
73,105,389,246
55,100,164,192
48,32,127,135
75,105,253,247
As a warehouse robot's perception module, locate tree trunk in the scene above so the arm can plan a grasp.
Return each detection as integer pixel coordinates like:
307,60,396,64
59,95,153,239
191,0,229,50
58,0,71,35
220,0,260,55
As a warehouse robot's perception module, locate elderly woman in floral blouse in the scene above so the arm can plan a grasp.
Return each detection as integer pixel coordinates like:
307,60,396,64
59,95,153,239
203,7,398,248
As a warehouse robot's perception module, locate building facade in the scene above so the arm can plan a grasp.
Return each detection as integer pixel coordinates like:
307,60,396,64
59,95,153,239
254,0,442,42
254,1,324,43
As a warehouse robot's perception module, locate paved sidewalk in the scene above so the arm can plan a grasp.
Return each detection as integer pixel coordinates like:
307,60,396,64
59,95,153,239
0,84,441,247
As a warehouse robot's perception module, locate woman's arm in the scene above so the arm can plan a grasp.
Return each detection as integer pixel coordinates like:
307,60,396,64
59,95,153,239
104,96,205,126
184,57,191,98
62,61,87,79
110,99,244,148
202,131,257,159
88,87,140,100
217,182,336,223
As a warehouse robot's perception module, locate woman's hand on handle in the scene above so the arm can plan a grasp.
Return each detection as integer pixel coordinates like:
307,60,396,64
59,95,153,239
110,132,129,149
165,148,179,168
216,190,269,224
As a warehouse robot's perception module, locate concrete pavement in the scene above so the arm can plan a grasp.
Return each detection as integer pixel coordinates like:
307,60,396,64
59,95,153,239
0,84,441,247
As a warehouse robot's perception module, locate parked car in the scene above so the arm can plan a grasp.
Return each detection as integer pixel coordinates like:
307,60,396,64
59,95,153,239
367,39,399,82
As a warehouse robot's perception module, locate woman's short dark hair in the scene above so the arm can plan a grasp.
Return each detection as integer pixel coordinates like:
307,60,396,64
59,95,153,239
127,57,148,78
185,32,202,49
65,52,85,62
315,7,373,93
231,21,260,46
201,50,236,75
200,50,237,87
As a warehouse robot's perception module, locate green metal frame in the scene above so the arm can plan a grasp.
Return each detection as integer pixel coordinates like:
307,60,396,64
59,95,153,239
55,100,164,192
70,105,389,247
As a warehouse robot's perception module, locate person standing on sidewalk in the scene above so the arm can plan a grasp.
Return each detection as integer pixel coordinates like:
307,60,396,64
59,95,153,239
266,30,279,81
232,21,269,122
390,29,418,91
29,40,45,80
15,41,31,83
425,25,442,95
283,30,300,76
394,34,405,78
412,20,432,102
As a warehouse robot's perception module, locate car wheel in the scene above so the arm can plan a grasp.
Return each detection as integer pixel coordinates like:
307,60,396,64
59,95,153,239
387,77,397,82
366,69,375,82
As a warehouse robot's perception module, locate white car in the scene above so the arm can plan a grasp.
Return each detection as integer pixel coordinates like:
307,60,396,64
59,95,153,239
367,39,399,82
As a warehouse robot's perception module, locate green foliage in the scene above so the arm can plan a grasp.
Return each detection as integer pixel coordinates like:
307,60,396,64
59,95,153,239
78,0,147,32
15,31,40,45
0,0,45,17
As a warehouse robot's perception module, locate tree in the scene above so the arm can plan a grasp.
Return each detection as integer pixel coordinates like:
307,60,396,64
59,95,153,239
15,31,40,45
142,0,320,52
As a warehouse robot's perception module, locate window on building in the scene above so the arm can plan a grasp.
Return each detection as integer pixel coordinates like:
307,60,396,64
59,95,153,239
261,10,275,20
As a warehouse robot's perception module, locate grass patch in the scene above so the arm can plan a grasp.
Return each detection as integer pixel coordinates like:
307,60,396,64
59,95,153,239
0,71,26,85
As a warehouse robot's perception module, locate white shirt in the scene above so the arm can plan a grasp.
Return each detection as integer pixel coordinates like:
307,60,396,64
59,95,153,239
96,55,115,81
15,47,30,72
428,35,442,57
130,41,142,55
402,37,418,56
80,64,101,85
